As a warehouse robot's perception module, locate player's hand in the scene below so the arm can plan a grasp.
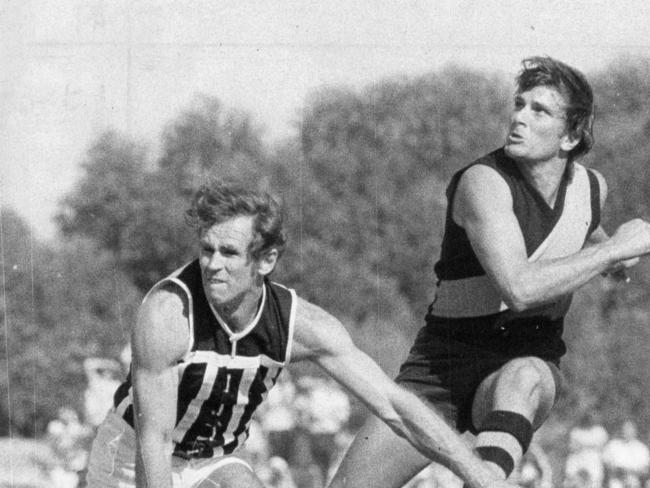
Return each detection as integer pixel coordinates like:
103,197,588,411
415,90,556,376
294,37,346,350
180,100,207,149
608,269,631,283
607,219,650,261
602,257,639,282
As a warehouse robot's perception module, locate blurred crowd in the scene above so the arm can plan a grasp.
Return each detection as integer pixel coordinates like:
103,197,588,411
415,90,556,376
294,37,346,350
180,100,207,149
563,413,650,488
40,356,355,488
242,372,353,488
12,356,650,488
348,412,650,488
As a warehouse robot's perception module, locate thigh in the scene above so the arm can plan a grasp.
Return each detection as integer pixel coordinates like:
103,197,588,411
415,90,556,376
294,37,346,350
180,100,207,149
328,414,431,488
471,357,559,429
193,459,265,488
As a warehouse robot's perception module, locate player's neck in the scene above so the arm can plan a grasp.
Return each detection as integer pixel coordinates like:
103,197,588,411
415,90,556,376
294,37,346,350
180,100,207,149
515,155,569,208
212,285,264,333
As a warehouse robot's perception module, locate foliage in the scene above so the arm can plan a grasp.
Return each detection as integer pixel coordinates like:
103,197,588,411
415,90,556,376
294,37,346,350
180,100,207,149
553,57,650,435
298,67,510,314
57,97,270,293
5,59,650,439
0,211,138,436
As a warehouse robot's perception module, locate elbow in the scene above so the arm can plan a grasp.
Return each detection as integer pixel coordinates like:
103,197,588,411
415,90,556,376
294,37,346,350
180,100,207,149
504,295,530,313
502,281,537,312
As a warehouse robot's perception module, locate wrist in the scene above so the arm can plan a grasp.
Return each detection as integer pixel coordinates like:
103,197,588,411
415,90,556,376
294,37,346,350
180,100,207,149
595,240,621,270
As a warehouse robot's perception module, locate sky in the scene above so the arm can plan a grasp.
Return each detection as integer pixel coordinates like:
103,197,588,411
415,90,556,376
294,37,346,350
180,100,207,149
2,0,650,240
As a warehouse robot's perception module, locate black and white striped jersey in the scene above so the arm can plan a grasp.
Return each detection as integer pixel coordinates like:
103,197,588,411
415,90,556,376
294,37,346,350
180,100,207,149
113,260,297,459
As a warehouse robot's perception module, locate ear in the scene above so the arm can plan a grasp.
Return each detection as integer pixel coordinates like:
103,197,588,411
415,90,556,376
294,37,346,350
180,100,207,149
257,249,279,277
560,131,581,153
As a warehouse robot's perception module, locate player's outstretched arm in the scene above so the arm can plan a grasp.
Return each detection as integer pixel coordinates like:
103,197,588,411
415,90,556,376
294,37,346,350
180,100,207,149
455,165,650,311
291,297,517,488
131,286,189,488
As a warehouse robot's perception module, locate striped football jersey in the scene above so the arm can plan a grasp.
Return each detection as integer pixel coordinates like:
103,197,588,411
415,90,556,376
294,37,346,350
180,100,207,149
113,260,297,459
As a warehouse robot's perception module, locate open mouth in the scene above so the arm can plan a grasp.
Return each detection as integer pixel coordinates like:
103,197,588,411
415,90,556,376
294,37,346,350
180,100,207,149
206,277,226,285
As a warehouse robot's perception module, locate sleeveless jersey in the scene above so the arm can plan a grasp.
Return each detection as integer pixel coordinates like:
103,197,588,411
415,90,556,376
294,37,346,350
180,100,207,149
112,260,297,459
426,148,600,357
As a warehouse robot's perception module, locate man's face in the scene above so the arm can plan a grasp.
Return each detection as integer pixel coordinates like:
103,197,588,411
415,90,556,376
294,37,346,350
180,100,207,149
504,85,577,164
198,215,264,309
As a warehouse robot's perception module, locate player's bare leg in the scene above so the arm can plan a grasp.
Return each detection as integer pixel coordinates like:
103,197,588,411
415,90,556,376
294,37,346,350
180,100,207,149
197,460,265,488
470,357,557,479
328,414,431,488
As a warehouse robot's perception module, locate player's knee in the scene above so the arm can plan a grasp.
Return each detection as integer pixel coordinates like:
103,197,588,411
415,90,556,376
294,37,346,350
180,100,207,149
202,462,263,488
500,358,546,394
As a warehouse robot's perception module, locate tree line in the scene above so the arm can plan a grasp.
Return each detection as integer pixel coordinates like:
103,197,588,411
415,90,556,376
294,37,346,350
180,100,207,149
2,58,650,442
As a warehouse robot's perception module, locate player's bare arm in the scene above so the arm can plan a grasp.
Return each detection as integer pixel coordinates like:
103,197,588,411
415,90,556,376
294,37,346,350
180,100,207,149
454,164,650,311
131,286,189,488
291,297,517,488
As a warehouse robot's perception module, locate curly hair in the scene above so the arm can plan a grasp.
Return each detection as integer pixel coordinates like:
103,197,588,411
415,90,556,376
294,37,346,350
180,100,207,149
185,179,286,260
516,56,595,161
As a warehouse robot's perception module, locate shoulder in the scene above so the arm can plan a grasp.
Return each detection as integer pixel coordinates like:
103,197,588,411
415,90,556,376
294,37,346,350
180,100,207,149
580,165,608,209
266,281,298,328
588,167,608,195
449,149,506,188
267,280,296,304
140,282,190,327
456,148,513,195
294,296,331,321
291,297,354,361
293,297,341,347
133,283,190,369
459,162,510,188
576,163,604,185
453,161,513,226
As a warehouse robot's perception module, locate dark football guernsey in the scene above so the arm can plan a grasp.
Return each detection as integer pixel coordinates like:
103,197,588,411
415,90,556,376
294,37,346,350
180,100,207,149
113,260,297,459
395,149,600,432
427,148,600,358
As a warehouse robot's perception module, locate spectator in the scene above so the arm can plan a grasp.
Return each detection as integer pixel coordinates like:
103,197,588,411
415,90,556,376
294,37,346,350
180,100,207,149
259,370,298,462
295,376,351,484
244,418,271,472
564,469,597,488
258,456,298,488
327,428,355,482
82,357,122,428
291,436,325,488
603,420,650,488
565,412,609,488
46,407,93,486
119,343,131,371
514,441,553,488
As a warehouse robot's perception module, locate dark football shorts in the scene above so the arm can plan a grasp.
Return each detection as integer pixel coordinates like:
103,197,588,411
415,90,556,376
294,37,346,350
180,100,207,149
395,317,565,434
